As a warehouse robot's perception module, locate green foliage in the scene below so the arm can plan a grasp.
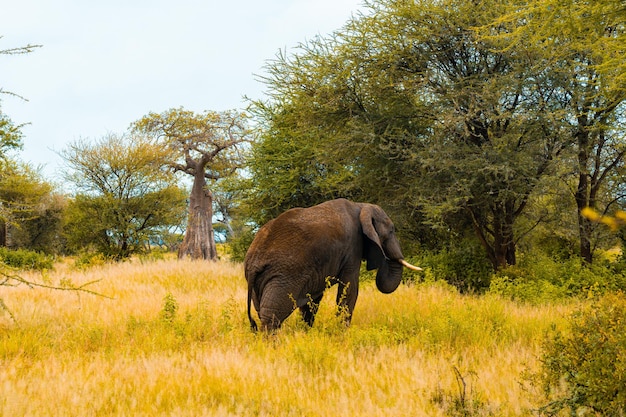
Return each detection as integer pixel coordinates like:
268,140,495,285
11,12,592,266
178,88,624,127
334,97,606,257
490,252,626,303
160,293,179,324
0,247,54,270
64,187,187,259
245,3,431,224
389,0,564,271
536,293,626,415
483,0,626,264
489,274,565,305
226,224,256,262
61,133,173,196
485,0,626,97
0,161,62,252
419,238,493,293
61,134,187,259
0,110,22,156
244,79,362,224
132,107,250,181
72,250,108,270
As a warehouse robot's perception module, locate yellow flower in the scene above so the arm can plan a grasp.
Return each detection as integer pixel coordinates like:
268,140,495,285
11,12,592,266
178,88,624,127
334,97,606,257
615,211,626,222
582,208,626,231
581,207,601,222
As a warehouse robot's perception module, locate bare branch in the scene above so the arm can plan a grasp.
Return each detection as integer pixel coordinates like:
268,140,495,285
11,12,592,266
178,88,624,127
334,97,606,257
0,268,112,323
2,269,110,297
0,40,42,55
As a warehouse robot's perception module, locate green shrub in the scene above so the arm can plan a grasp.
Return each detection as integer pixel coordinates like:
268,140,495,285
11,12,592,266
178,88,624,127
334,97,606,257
419,239,492,293
0,247,54,271
489,251,626,302
72,250,108,270
160,293,179,324
536,292,626,415
489,273,566,304
226,227,256,263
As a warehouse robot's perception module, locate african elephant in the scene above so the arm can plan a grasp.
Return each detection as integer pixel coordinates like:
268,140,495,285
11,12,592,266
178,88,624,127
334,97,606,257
244,198,421,331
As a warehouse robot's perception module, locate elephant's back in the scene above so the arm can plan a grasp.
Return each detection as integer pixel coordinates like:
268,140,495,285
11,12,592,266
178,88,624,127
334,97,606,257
244,199,358,272
243,210,303,271
247,208,314,253
245,206,339,261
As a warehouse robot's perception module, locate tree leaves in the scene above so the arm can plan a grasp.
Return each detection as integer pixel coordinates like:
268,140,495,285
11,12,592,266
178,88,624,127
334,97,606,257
60,133,187,259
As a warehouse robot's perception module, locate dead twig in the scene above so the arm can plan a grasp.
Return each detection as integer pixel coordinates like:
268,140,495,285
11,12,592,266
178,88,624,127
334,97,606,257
0,268,112,323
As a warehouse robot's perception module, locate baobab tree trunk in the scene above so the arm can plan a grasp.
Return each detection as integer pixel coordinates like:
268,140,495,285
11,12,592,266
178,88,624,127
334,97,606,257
178,169,217,260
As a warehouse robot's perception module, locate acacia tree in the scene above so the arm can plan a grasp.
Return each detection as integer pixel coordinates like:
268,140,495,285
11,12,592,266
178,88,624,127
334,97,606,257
249,0,566,271
0,161,61,251
61,133,187,259
0,109,22,157
0,109,25,245
569,69,626,264
133,108,250,260
483,0,626,263
393,0,570,270
246,15,431,225
1,40,45,249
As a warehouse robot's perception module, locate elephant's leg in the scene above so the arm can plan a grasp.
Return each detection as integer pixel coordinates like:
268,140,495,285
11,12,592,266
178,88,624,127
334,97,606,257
299,293,324,327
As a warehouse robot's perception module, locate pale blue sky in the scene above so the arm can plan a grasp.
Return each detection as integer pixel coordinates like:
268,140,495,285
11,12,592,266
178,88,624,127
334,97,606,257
2,0,364,179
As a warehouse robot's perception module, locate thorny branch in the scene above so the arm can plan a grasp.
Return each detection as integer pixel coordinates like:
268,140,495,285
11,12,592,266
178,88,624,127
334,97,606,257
0,268,111,323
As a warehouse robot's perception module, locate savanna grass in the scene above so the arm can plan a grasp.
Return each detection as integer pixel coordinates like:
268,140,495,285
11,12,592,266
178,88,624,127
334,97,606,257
0,258,575,416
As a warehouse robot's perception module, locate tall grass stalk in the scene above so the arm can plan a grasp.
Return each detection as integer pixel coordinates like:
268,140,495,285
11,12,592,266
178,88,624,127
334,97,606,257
0,259,574,416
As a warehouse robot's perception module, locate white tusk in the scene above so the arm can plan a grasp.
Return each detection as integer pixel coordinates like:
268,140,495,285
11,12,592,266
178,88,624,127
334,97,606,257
399,259,423,271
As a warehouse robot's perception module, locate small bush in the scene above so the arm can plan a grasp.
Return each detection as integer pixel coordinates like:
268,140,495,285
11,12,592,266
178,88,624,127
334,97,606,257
160,293,179,324
536,292,626,415
72,250,108,270
136,249,167,263
0,247,54,271
225,228,256,263
489,274,565,303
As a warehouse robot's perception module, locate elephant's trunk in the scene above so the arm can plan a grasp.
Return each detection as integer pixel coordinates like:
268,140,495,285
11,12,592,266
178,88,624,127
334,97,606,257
376,260,402,293
376,259,423,294
399,259,422,271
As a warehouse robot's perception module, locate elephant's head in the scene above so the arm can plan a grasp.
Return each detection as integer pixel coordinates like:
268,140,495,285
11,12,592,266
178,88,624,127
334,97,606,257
360,204,421,293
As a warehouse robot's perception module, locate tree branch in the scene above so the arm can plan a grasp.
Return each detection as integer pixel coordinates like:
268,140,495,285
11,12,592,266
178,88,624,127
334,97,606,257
1,269,112,323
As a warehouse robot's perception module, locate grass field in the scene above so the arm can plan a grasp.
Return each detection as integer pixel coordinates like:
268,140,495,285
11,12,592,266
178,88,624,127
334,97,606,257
0,258,576,416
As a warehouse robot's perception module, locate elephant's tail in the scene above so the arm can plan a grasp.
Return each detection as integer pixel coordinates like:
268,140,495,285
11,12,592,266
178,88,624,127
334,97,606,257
247,277,259,332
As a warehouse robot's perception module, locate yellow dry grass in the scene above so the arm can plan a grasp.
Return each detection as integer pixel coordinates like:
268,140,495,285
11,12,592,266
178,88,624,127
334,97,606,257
0,258,575,416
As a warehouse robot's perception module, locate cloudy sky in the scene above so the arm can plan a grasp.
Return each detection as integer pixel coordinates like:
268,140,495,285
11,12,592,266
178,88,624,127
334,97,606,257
2,0,364,179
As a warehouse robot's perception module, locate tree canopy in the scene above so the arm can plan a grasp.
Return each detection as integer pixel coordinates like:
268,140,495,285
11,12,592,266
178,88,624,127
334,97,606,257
478,0,626,263
246,0,626,272
61,133,187,259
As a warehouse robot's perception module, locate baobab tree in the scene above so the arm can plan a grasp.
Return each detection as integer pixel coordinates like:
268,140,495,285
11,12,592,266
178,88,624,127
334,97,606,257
133,108,250,260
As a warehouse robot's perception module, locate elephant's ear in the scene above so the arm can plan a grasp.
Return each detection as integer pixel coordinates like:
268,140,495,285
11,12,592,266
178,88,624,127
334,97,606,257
360,205,385,271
